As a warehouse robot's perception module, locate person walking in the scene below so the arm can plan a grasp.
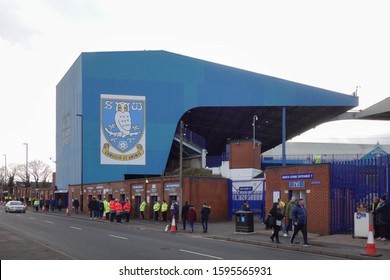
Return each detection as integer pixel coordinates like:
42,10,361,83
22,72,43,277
187,205,197,233
284,196,296,236
153,200,160,221
139,200,146,219
290,199,310,247
161,200,168,222
123,199,131,222
33,198,40,212
170,200,179,223
73,198,80,214
181,201,190,230
200,203,211,233
269,202,284,244
57,198,63,212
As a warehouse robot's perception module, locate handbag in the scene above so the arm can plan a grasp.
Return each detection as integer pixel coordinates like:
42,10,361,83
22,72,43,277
276,220,282,226
269,216,276,226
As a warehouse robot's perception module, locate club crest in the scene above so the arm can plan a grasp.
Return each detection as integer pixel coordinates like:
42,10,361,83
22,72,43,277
100,94,146,164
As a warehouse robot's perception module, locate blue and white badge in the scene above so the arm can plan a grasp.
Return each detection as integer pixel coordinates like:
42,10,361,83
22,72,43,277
100,94,146,165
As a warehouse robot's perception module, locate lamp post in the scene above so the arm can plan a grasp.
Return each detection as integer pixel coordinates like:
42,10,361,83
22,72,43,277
76,114,84,212
22,143,28,186
252,115,258,149
2,154,6,186
179,120,184,219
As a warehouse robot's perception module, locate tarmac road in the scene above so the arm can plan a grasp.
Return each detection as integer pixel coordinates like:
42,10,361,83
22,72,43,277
0,209,341,260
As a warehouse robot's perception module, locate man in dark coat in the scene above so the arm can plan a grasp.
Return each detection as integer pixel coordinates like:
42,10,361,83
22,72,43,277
201,203,211,233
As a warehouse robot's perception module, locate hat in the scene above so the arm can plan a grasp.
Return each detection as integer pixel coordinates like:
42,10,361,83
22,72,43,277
380,195,387,201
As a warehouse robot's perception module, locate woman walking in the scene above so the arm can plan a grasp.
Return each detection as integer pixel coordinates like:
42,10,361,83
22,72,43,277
269,202,284,244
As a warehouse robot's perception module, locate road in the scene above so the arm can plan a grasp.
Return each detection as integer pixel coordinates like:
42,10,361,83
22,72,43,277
0,210,340,260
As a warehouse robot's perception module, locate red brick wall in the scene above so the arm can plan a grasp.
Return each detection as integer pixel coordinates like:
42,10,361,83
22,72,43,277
229,141,261,169
265,164,331,235
69,176,229,221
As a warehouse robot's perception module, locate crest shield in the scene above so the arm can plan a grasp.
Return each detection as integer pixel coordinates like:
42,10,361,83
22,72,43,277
100,94,146,165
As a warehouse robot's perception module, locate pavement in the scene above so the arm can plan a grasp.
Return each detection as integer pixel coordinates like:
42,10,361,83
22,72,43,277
2,208,390,260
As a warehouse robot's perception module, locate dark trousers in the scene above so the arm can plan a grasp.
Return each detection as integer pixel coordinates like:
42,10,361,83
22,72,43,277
201,217,209,233
162,211,167,222
125,211,130,222
116,212,122,223
140,211,145,219
291,223,308,244
379,224,387,239
154,211,159,221
271,225,281,242
105,212,110,221
182,215,187,230
110,211,116,222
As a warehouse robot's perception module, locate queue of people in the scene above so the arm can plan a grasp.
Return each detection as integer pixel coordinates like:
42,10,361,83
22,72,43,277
80,197,212,233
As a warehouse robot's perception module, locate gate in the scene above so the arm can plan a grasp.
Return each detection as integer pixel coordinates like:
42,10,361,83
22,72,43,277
228,179,265,222
330,155,390,236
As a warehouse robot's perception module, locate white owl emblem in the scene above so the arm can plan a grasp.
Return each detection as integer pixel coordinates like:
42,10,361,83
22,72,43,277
115,102,131,137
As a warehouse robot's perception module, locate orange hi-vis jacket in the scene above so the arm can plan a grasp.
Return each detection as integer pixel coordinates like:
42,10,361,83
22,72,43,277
110,200,116,212
115,202,123,213
124,202,131,212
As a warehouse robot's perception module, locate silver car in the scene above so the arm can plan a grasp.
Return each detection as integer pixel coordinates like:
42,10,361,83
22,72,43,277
5,201,26,213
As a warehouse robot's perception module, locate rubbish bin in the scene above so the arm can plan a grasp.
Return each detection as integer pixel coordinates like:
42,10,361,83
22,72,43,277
353,212,372,238
235,210,254,233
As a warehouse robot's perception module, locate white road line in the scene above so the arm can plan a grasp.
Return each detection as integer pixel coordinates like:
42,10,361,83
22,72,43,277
44,220,54,224
109,234,128,240
29,217,36,220
70,226,82,230
179,249,223,260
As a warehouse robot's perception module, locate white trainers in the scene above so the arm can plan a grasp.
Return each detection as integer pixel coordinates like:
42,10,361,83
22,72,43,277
283,233,288,237
376,237,381,240
303,244,311,247
381,238,387,241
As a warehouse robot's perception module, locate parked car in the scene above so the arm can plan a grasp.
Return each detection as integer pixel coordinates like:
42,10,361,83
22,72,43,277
5,201,26,213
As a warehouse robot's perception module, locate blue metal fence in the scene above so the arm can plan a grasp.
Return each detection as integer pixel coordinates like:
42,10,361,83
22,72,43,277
330,155,390,236
228,179,266,222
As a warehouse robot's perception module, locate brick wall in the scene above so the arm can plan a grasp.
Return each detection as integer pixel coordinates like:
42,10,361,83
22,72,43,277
69,176,229,221
229,140,261,169
265,164,331,235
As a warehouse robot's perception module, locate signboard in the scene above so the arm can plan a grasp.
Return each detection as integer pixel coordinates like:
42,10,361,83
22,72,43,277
282,173,314,180
239,186,253,192
289,181,305,188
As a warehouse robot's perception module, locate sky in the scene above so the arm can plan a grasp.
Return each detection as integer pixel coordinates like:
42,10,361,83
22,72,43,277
1,0,390,171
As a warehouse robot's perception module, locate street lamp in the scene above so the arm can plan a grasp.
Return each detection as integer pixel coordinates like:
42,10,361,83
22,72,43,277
22,143,28,186
252,115,258,149
179,120,184,220
2,154,6,185
76,114,84,212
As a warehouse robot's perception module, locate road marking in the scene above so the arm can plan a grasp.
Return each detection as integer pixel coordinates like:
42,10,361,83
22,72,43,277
29,217,36,220
70,226,82,230
109,234,128,240
179,249,223,260
45,220,54,224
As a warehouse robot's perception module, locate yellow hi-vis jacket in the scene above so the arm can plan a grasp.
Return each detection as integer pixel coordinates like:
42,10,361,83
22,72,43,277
161,202,168,212
153,202,160,212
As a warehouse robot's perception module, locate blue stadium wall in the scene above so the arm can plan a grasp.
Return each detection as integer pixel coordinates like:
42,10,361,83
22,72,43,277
56,51,358,190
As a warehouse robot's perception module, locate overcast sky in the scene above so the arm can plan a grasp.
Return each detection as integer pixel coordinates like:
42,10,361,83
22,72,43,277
1,0,389,169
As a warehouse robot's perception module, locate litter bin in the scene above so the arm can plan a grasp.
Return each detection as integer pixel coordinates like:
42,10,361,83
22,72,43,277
353,212,372,238
235,210,254,233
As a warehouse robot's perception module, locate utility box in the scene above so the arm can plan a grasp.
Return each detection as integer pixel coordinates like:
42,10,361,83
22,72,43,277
235,211,254,233
354,212,372,238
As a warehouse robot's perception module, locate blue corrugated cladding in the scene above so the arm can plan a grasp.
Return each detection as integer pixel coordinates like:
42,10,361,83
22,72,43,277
57,50,358,189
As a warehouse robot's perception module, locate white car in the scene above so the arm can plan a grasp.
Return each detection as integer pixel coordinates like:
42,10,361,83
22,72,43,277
5,201,26,213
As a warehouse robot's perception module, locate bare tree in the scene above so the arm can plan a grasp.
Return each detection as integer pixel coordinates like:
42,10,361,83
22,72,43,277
29,160,52,188
16,164,30,187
